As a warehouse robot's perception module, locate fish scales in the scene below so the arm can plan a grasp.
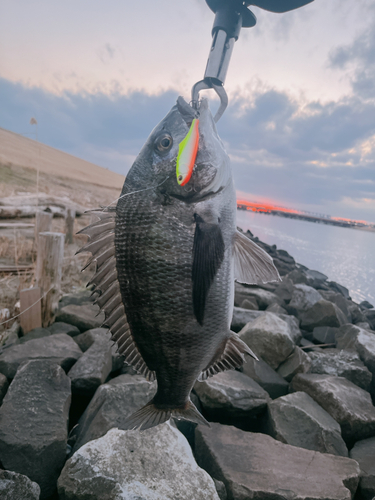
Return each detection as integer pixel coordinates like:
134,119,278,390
80,97,280,429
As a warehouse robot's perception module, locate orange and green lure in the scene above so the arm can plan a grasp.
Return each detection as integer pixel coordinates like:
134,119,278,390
176,118,199,186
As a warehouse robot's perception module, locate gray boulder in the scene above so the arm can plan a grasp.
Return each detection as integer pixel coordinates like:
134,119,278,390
347,300,367,324
272,278,294,303
58,289,94,308
73,327,123,373
308,349,372,391
266,302,287,314
287,283,322,316
240,297,259,310
195,423,360,500
0,333,82,379
0,470,41,500
312,326,338,345
234,283,280,309
319,290,352,323
59,425,220,500
48,321,80,337
0,373,9,405
291,373,375,443
350,436,375,500
68,337,112,396
19,327,51,343
300,300,347,331
241,357,289,399
55,303,105,332
71,374,156,452
360,301,374,310
364,308,375,330
266,391,348,456
276,346,311,382
194,370,270,420
335,324,375,376
231,307,263,332
239,313,295,369
0,360,71,499
327,281,350,299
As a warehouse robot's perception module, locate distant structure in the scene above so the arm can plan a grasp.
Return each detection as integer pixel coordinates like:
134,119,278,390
237,200,373,229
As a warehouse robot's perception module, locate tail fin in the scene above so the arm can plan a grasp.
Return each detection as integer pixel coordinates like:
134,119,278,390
122,398,210,431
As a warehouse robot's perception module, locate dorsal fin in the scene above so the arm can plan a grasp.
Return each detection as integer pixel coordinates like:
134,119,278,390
198,332,258,381
79,210,155,381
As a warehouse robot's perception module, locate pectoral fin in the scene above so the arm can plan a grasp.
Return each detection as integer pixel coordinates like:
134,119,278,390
192,214,225,325
233,230,281,285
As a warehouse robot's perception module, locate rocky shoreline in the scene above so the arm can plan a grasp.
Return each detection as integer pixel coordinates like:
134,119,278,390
0,228,374,499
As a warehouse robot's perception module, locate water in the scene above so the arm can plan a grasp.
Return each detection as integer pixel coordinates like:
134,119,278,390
236,210,375,305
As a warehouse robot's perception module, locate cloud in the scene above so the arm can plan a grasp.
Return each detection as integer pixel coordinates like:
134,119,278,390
329,7,375,99
0,77,374,221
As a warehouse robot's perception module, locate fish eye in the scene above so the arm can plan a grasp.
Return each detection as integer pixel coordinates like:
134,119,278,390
155,133,173,154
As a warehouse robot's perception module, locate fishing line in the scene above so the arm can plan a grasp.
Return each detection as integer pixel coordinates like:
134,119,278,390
93,175,171,214
0,284,54,327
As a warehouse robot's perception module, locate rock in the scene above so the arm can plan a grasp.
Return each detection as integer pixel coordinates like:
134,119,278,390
308,349,372,391
287,283,322,316
48,321,80,337
319,291,352,322
286,268,310,285
231,307,263,332
335,324,375,376
234,284,280,310
0,322,21,350
58,289,94,308
272,278,294,303
68,337,112,396
195,423,360,500
357,322,372,330
347,300,367,324
327,281,350,299
0,333,82,379
241,357,289,399
55,303,105,332
266,391,348,456
73,327,124,372
350,436,375,500
273,257,295,276
19,327,51,343
194,370,270,420
239,313,295,369
291,373,375,443
312,326,338,345
0,373,9,405
276,346,311,382
306,269,328,288
71,374,156,452
240,297,259,310
300,300,347,331
0,360,71,499
360,300,374,311
266,303,287,314
364,309,375,330
0,470,41,500
213,478,227,500
59,425,220,500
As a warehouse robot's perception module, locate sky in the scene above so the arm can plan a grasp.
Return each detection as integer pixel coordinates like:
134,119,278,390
1,0,375,221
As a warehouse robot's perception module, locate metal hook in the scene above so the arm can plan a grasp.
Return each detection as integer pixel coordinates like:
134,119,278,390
191,78,228,123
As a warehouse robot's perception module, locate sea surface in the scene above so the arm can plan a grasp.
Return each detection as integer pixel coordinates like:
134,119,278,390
236,210,375,305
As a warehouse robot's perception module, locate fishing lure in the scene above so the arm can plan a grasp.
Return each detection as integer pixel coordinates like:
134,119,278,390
176,118,199,186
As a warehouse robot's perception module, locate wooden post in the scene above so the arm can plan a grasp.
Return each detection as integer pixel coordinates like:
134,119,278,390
20,287,42,334
36,232,64,327
34,210,53,250
65,208,76,244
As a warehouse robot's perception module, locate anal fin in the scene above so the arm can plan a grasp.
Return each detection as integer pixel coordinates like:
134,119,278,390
199,332,258,381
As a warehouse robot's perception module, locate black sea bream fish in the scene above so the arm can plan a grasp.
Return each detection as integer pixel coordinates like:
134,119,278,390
78,97,280,430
